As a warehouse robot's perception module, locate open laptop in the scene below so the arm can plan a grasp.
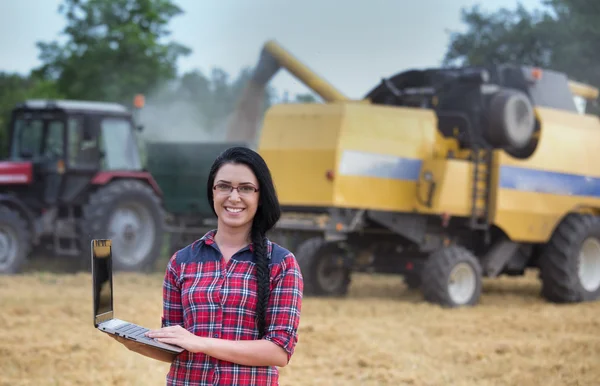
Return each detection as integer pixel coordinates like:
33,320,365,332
91,239,185,355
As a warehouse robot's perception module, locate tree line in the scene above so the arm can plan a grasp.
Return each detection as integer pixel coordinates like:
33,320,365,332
1,0,598,154
444,0,599,89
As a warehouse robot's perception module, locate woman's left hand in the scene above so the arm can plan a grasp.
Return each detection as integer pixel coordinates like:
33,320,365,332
146,325,205,353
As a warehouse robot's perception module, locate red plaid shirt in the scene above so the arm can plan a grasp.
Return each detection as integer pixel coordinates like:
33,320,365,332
161,230,303,385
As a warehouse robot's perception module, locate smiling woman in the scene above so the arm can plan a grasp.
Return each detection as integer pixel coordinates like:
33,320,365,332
212,163,261,231
111,146,304,386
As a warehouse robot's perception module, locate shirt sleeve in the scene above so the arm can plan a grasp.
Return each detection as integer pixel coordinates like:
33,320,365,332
161,252,184,328
262,253,304,363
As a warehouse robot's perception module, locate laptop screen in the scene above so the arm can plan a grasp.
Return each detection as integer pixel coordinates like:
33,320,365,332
92,239,113,323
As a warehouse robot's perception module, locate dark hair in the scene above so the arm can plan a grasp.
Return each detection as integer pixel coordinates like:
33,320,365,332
206,146,281,338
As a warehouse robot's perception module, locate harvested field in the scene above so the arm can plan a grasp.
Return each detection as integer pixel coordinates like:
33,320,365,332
2,268,600,386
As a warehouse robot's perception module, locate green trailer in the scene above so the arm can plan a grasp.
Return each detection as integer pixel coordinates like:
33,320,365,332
145,140,329,253
145,140,252,251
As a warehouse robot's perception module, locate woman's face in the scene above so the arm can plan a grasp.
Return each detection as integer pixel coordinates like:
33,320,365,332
212,162,260,231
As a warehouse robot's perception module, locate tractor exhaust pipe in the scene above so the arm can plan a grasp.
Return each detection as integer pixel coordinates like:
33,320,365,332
225,40,350,143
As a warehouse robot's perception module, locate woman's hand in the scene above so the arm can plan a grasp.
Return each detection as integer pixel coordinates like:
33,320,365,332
145,327,289,367
146,325,204,353
109,334,177,363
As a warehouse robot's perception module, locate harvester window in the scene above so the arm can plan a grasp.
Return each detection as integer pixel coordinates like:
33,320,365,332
516,66,579,113
98,117,142,171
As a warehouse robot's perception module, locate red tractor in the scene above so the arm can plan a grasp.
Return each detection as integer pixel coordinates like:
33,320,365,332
0,99,165,274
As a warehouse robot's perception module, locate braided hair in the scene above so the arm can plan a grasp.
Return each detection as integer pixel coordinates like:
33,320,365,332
207,146,281,338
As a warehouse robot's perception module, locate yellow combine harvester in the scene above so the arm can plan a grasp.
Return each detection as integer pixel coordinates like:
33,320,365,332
241,40,600,308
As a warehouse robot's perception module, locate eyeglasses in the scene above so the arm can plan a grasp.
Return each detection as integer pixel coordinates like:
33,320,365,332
213,183,259,196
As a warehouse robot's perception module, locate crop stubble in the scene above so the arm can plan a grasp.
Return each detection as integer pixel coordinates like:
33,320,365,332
1,270,599,386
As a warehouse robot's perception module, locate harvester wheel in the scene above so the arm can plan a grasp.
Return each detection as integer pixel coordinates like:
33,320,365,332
486,89,536,149
295,236,351,297
0,206,31,275
421,245,482,307
539,213,600,303
81,179,165,272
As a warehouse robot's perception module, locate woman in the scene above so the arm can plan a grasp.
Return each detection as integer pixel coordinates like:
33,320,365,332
113,146,304,385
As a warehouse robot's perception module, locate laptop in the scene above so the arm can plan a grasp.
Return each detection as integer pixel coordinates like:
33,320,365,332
91,239,185,355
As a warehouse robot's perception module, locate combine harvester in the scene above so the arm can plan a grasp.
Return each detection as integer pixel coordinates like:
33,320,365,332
3,39,600,310
237,40,600,307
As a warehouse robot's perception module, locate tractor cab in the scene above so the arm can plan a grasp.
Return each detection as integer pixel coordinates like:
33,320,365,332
5,99,142,208
0,98,166,275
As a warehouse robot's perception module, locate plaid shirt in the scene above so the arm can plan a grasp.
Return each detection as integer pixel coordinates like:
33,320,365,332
161,230,303,385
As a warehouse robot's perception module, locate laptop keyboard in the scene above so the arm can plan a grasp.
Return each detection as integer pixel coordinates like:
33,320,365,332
115,323,156,343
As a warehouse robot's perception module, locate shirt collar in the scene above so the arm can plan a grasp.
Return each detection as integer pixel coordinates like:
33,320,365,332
193,229,272,258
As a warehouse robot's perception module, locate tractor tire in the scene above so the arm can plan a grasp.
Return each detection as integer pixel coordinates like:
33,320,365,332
0,206,31,275
486,89,536,149
81,179,165,272
421,245,483,307
539,213,600,303
295,236,351,297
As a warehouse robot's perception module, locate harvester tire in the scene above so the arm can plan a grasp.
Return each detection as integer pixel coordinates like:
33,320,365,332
81,179,165,272
421,245,482,307
295,236,351,297
486,89,536,149
0,206,31,275
539,213,600,303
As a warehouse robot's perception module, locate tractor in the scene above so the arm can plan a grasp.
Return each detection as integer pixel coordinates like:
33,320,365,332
234,40,600,307
0,99,165,274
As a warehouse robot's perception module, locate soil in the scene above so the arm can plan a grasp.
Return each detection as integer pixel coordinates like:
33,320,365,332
2,269,599,386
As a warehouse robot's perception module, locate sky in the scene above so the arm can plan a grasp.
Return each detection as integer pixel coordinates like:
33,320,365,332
0,0,544,99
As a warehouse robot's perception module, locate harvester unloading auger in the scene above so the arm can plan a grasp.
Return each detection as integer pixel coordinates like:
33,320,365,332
225,40,595,142
224,40,351,143
231,39,600,309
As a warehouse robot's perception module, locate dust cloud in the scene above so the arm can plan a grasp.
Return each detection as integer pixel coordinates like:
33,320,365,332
134,82,227,144
133,79,268,147
223,80,268,146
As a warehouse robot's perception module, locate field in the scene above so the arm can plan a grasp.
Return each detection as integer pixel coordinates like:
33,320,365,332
2,263,600,386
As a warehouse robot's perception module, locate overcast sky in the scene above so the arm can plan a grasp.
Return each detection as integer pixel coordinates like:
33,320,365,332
0,0,543,99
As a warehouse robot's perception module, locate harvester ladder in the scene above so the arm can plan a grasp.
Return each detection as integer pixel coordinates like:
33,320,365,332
470,147,492,230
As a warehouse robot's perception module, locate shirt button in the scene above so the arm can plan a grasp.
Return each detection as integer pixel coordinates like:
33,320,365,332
214,333,219,338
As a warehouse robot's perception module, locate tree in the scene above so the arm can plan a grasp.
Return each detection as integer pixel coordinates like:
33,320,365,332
543,0,600,88
443,4,555,68
443,1,600,89
33,0,191,104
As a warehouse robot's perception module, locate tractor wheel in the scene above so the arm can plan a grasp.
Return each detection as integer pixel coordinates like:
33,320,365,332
421,245,483,307
539,213,600,303
295,236,351,297
0,206,31,275
81,179,165,272
486,88,536,149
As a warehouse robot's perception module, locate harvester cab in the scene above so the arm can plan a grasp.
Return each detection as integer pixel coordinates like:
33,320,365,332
0,99,164,275
234,40,600,309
